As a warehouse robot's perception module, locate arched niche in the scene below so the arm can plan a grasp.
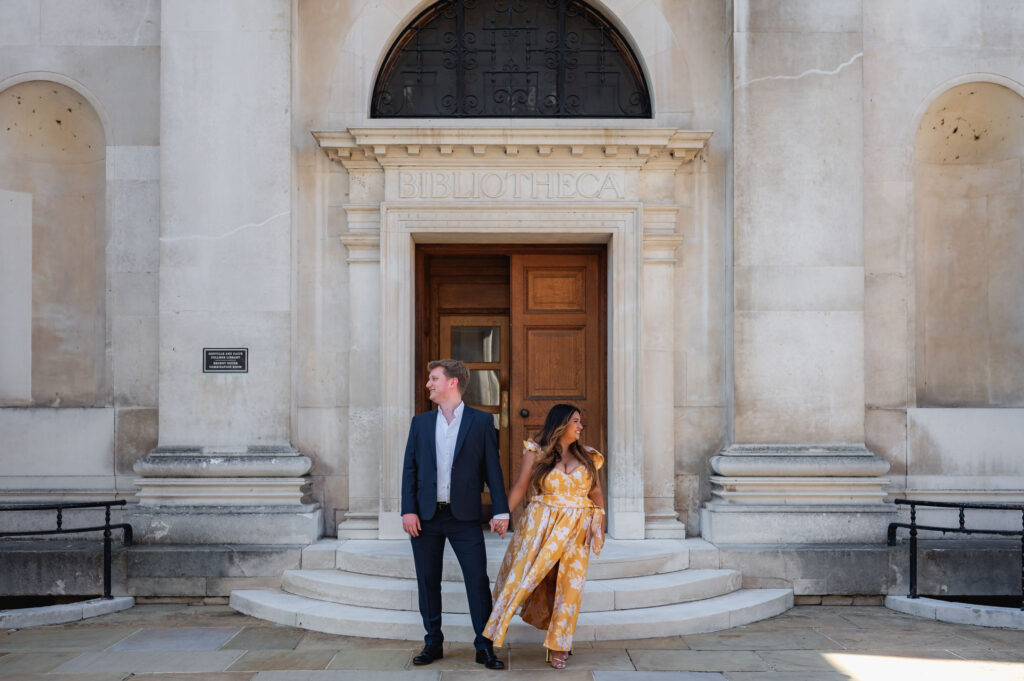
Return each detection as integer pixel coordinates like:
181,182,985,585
371,0,652,118
914,81,1024,406
0,80,107,406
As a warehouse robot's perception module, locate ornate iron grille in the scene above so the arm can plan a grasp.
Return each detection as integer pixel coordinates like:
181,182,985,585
371,0,652,118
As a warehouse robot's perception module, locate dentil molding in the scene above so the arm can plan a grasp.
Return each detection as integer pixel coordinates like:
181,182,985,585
312,128,712,169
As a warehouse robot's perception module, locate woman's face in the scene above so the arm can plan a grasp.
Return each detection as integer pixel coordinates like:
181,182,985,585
564,411,583,443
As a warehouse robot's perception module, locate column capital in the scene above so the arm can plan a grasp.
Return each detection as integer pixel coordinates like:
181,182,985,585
339,232,380,263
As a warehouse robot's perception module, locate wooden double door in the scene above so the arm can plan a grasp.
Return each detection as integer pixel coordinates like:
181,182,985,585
416,246,607,514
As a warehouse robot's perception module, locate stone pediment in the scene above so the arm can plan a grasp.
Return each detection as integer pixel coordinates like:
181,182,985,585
312,128,711,170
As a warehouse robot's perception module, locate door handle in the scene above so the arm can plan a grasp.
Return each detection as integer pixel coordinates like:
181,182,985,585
519,408,529,418
501,391,509,428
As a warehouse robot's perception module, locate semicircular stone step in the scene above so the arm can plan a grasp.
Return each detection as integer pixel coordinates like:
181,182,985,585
230,587,793,642
336,537,689,581
282,567,741,613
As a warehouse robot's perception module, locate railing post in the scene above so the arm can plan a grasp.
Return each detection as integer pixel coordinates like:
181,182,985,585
103,503,112,600
909,502,918,599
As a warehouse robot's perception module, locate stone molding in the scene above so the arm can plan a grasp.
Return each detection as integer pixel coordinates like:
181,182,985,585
710,444,891,478
133,446,314,510
135,446,312,477
132,477,313,506
313,128,712,169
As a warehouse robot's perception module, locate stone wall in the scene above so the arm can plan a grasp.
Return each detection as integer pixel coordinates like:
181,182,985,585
863,0,1024,504
0,0,159,502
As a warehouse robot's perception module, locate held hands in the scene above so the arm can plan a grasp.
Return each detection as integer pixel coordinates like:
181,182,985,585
402,513,421,537
489,517,508,539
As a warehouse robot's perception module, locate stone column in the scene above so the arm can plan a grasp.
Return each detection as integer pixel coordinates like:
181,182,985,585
702,0,891,543
131,0,318,544
642,208,687,538
337,226,382,538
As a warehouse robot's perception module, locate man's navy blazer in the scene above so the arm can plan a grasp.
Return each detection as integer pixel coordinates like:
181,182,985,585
401,405,510,522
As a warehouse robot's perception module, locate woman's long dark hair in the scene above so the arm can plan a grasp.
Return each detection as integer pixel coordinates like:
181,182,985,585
528,403,598,495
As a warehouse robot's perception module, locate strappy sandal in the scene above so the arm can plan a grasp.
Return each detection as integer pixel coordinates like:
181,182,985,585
545,648,570,669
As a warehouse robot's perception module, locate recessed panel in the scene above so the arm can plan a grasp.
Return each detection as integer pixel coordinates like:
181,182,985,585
525,328,585,398
525,268,585,312
438,283,509,310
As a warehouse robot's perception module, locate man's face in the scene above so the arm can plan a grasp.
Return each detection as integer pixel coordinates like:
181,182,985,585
426,367,458,404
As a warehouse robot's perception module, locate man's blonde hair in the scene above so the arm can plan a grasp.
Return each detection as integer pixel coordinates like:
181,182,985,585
428,359,470,395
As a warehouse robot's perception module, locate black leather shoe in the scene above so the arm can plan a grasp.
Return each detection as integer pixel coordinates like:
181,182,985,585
413,644,444,665
476,647,505,669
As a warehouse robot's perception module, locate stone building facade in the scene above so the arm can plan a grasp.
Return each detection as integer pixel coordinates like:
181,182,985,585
1,0,1022,601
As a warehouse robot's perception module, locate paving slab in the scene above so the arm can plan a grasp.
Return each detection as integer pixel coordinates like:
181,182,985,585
438,672,593,680
511,647,634,671
252,672,439,680
325,647,413,669
50,649,246,674
683,630,837,650
129,671,256,675
602,636,690,649
723,673,852,681
0,626,136,651
107,625,242,651
0,651,80,673
629,650,768,672
755,649,959,672
295,630,420,650
817,650,1024,680
812,628,975,650
0,674,128,681
224,626,307,650
228,650,336,671
950,648,1024,662
947,626,1024,649
594,673,725,680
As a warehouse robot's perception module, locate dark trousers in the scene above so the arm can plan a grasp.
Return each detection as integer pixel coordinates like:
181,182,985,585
410,505,493,650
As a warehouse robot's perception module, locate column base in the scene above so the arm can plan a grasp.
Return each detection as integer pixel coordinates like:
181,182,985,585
131,446,320,544
700,503,894,544
336,512,379,539
127,505,323,545
644,502,687,538
701,444,893,544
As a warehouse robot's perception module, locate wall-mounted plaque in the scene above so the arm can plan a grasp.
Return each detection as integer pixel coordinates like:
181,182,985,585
203,348,248,373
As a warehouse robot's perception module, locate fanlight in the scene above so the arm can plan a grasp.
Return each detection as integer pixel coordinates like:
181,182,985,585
372,0,652,118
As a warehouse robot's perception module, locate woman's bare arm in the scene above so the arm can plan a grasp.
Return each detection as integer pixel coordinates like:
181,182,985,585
589,480,606,528
506,449,536,511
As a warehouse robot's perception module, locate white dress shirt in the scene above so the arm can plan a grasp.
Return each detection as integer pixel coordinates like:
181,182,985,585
434,402,464,503
434,402,509,520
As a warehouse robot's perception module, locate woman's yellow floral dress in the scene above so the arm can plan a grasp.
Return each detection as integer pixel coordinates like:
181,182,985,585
483,440,605,652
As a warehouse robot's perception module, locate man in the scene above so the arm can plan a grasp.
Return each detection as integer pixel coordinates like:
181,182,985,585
401,359,510,669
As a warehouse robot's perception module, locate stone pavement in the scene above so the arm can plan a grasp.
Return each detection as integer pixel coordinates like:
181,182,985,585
1,603,1023,680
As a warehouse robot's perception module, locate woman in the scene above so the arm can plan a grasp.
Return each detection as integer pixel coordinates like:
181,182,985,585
483,404,605,669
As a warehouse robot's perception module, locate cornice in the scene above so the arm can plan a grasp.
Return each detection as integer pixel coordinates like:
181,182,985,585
312,128,712,170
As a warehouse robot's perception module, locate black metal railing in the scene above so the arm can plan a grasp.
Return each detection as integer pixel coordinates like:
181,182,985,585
0,500,133,599
887,498,1024,610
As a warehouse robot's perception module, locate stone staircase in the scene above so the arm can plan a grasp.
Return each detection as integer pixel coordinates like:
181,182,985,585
230,536,792,642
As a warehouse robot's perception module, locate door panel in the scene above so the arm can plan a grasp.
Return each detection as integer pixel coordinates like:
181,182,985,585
510,253,605,501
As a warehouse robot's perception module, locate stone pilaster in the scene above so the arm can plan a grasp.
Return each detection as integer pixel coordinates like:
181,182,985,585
642,208,686,538
703,0,892,543
336,231,381,538
133,0,320,543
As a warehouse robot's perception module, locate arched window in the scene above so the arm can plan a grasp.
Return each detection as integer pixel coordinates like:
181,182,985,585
372,0,651,118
